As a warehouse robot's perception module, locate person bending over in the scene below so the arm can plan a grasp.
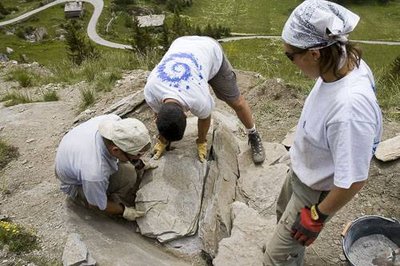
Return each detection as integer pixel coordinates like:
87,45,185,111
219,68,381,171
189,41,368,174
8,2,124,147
144,35,266,164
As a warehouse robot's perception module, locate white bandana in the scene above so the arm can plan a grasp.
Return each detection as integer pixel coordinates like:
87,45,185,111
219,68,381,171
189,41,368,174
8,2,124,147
282,0,360,69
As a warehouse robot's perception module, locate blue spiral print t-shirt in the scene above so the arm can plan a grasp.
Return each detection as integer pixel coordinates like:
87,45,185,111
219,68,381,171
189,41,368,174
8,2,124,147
144,36,224,119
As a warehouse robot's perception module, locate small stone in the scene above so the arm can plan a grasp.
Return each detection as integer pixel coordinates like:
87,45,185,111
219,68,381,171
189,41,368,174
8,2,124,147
339,254,347,261
26,139,35,143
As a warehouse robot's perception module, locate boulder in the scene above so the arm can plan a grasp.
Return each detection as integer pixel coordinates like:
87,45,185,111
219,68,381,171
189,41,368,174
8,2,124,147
375,135,400,162
33,27,48,42
213,201,275,266
236,142,289,216
237,163,289,216
282,126,296,148
103,90,145,117
62,233,96,266
0,54,9,62
198,121,240,257
135,117,212,242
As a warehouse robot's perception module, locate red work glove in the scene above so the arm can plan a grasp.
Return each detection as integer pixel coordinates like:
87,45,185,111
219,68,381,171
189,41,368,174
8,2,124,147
291,205,327,246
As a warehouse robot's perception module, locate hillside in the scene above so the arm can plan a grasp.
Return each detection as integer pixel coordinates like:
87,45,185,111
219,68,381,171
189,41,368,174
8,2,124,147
0,60,399,265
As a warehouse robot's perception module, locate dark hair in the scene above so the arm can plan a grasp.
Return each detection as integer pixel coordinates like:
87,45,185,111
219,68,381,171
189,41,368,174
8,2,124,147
156,102,186,141
290,42,362,79
319,42,362,78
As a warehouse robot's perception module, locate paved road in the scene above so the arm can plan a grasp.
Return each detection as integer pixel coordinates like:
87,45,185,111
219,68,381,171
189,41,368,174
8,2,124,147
0,0,133,50
1,1,399,49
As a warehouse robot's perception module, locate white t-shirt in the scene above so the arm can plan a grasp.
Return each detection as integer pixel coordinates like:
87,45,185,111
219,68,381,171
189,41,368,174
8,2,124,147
144,36,224,119
55,114,120,210
290,60,382,191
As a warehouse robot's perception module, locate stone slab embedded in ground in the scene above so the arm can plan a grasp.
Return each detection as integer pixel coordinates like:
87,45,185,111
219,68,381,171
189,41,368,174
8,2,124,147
375,135,400,162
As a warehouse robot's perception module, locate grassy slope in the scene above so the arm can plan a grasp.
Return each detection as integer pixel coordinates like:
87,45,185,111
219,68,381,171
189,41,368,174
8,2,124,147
0,4,100,65
0,0,43,21
0,0,398,113
184,0,400,41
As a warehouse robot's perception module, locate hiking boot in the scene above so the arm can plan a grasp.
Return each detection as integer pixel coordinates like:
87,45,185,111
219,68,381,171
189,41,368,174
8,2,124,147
248,131,265,164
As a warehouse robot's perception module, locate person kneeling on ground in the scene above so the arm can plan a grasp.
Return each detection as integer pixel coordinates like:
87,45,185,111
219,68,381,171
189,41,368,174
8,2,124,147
55,114,154,221
144,35,266,164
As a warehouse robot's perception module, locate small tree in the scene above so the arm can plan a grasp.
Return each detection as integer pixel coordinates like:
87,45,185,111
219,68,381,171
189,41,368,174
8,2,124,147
131,17,154,54
390,56,400,78
160,23,170,52
64,20,99,65
0,2,10,16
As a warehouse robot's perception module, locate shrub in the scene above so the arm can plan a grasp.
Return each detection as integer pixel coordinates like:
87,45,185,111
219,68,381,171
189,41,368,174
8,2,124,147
95,71,122,92
5,69,34,87
79,88,95,110
0,139,19,171
0,221,38,253
0,91,33,107
43,90,59,102
64,20,99,65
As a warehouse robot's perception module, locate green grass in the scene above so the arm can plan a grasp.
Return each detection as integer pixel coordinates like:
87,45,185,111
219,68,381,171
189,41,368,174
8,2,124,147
5,68,35,87
79,88,95,111
0,0,43,21
0,3,95,65
0,34,68,66
222,38,400,116
42,90,59,101
0,91,33,107
222,38,314,93
96,0,134,44
184,0,400,40
0,139,19,171
348,2,400,41
0,220,38,253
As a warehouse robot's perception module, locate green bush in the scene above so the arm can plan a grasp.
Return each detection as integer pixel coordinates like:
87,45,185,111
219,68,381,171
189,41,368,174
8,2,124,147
43,90,59,102
95,71,123,92
0,139,19,171
5,69,34,87
79,88,95,111
0,91,33,107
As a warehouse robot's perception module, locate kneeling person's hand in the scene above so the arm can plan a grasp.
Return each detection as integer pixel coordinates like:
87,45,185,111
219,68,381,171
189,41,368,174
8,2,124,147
123,206,145,221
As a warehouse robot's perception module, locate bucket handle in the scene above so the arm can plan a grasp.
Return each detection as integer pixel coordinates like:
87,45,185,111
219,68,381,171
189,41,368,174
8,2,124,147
341,221,352,238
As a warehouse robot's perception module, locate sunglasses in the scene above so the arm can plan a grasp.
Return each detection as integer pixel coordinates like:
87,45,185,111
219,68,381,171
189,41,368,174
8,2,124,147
285,50,307,61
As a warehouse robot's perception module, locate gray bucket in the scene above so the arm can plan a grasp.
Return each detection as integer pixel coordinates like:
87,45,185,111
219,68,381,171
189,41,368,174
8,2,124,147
342,215,400,266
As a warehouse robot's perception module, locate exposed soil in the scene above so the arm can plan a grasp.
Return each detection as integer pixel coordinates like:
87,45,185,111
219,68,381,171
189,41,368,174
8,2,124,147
0,62,399,265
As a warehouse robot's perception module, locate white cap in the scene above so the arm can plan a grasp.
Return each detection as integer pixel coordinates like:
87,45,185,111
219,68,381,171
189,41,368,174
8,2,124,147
98,118,151,155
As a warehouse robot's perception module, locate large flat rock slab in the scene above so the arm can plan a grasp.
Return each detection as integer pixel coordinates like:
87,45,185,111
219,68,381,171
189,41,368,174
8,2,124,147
135,155,207,242
66,202,189,266
135,117,210,243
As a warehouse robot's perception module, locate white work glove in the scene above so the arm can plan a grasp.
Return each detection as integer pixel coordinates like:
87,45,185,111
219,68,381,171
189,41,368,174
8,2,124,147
122,206,145,221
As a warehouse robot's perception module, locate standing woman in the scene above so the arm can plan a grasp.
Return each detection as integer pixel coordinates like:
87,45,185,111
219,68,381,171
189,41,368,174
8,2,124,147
264,0,383,265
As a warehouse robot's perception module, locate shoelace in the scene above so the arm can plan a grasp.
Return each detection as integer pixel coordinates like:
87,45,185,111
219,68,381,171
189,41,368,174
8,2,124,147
249,134,263,154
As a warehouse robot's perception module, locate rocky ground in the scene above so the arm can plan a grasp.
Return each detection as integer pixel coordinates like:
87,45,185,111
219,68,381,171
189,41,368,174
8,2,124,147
0,61,399,265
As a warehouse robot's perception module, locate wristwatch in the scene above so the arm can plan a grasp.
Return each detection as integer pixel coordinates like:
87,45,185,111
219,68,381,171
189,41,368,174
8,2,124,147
311,205,329,221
